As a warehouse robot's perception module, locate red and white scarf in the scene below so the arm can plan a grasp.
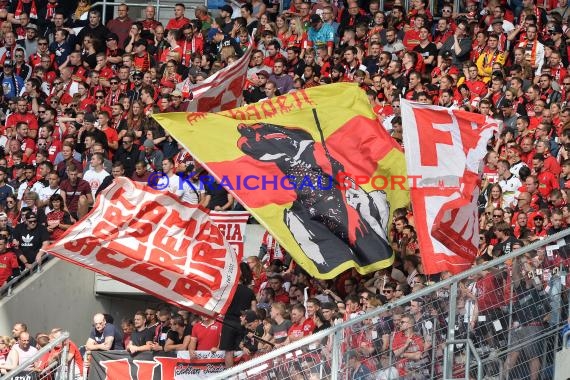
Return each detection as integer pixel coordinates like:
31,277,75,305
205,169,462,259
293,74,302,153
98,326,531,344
15,0,37,19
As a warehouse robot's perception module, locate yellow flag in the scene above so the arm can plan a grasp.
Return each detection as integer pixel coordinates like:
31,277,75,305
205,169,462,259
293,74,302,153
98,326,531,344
154,83,409,279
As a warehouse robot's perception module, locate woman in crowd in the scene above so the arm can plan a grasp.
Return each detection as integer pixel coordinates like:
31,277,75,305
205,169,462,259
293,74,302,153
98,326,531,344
45,194,73,240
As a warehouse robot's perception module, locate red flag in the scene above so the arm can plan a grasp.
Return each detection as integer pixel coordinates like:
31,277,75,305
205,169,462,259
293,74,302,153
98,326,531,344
187,42,253,112
401,101,499,274
44,177,240,317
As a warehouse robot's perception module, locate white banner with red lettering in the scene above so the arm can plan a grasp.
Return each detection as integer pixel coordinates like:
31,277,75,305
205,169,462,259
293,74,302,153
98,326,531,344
401,100,499,274
209,211,250,258
44,177,240,317
186,39,253,112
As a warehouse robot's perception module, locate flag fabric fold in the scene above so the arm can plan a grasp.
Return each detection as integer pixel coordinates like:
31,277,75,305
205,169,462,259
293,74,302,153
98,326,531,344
186,39,253,112
154,83,409,279
44,177,240,317
401,100,499,274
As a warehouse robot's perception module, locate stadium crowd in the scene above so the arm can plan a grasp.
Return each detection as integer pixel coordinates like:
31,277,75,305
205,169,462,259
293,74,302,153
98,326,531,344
0,0,569,378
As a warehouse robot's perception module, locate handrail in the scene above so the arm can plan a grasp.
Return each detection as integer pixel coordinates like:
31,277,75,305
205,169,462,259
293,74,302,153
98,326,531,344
211,228,570,379
0,331,70,380
563,330,570,348
0,256,48,298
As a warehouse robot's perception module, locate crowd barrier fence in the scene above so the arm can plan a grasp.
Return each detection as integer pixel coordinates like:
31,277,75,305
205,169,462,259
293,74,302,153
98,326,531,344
211,228,570,380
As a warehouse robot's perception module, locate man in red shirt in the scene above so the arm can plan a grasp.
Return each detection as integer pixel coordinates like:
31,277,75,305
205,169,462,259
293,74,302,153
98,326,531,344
0,236,18,286
5,97,38,139
13,122,36,164
166,3,191,31
392,314,425,377
189,316,222,356
268,275,290,304
532,153,560,198
141,5,161,34
286,304,314,343
534,139,561,176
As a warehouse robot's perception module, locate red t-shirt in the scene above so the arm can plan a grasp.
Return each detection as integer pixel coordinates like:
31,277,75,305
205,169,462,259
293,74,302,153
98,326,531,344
0,251,18,286
5,112,39,134
166,17,191,31
287,318,314,340
191,321,222,350
60,178,91,213
274,289,290,304
476,272,504,311
392,331,425,376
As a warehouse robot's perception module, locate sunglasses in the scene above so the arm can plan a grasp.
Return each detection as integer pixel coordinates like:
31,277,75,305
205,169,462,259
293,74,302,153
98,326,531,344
110,81,119,85
96,96,104,99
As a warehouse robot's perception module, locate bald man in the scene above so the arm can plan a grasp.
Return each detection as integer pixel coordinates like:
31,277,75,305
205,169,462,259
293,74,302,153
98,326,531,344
85,313,124,351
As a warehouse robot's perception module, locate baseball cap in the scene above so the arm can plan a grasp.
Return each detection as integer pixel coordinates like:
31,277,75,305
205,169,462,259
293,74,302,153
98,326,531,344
3,60,13,67
143,139,155,148
257,70,270,78
132,70,143,79
310,14,322,25
491,18,503,25
321,302,336,311
392,41,405,52
25,23,38,30
219,5,233,14
501,99,513,108
243,310,258,323
441,51,453,59
26,212,37,221
171,89,183,97
106,32,119,42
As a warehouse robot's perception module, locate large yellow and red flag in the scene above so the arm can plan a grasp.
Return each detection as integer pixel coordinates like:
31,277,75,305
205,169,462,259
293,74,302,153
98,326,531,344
154,83,409,279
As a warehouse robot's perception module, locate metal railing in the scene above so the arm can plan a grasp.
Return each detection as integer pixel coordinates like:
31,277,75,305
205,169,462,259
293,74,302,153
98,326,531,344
212,228,570,380
0,256,49,298
0,332,70,380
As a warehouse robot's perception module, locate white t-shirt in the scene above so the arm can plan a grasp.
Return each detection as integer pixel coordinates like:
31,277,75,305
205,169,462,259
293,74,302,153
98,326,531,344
158,174,202,204
83,169,110,198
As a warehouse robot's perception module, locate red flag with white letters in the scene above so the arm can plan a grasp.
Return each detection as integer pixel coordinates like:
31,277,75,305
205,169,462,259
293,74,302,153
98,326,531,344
186,41,253,112
401,100,499,274
44,177,240,317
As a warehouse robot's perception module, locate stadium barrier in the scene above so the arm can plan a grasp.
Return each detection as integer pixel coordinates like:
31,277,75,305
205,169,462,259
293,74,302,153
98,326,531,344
0,255,50,299
211,228,570,380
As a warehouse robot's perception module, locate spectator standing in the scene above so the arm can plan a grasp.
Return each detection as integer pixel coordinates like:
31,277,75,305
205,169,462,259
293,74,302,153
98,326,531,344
106,3,132,47
164,315,191,352
83,153,110,199
59,163,92,220
0,331,38,372
12,212,50,269
126,311,154,355
189,316,222,356
166,3,191,31
0,236,18,286
85,313,124,351
219,265,256,368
